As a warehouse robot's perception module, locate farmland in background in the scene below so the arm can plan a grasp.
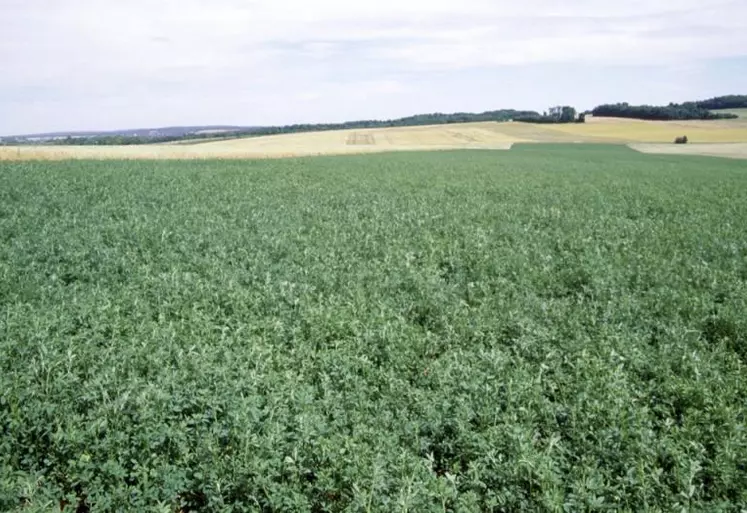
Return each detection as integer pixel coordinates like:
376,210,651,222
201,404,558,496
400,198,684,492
1,146,746,511
544,115,747,143
4,117,747,161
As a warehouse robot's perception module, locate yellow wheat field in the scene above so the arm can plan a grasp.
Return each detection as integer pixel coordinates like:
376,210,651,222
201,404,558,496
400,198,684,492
0,123,521,161
3,117,747,160
541,116,747,143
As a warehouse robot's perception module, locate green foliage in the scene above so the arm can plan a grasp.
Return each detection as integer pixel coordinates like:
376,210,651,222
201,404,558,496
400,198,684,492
514,106,578,124
696,95,747,110
592,101,738,121
559,107,577,123
1,146,747,511
592,94,747,121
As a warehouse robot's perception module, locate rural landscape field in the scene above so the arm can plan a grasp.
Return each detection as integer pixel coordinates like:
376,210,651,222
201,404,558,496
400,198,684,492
2,145,746,511
3,115,747,161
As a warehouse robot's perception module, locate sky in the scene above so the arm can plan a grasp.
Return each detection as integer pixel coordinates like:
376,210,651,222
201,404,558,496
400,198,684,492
1,0,746,135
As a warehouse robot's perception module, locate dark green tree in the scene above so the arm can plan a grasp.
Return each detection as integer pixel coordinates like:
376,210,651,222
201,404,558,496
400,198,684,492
560,106,577,123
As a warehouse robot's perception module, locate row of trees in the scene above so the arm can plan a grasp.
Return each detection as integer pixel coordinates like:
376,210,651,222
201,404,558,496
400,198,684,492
514,106,582,123
695,95,747,110
591,101,740,121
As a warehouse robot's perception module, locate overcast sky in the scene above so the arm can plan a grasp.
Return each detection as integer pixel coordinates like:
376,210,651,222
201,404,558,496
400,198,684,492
1,0,746,135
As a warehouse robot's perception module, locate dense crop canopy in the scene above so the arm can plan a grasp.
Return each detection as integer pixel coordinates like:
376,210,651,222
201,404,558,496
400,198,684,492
1,146,746,511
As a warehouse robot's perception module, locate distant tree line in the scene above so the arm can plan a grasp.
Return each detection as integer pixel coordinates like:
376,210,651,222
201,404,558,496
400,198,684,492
52,135,204,146
32,110,542,146
514,106,581,124
592,96,741,121
695,95,747,110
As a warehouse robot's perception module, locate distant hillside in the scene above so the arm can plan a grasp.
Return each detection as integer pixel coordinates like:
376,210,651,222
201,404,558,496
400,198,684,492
2,110,540,146
2,126,259,142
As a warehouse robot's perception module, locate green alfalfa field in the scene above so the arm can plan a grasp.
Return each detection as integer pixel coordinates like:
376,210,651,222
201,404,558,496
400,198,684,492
1,144,746,512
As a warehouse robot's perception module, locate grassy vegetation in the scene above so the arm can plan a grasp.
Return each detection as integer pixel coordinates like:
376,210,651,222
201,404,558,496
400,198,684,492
1,146,746,512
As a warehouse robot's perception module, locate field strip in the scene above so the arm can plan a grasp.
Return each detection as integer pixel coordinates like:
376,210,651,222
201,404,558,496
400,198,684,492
629,143,747,159
0,122,522,160
0,143,516,161
487,122,623,143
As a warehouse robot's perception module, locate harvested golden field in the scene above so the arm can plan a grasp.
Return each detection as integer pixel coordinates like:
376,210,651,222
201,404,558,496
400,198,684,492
0,123,520,161
3,117,747,160
540,116,747,143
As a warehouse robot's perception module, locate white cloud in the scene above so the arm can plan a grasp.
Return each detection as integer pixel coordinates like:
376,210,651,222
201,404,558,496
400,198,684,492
1,0,746,133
